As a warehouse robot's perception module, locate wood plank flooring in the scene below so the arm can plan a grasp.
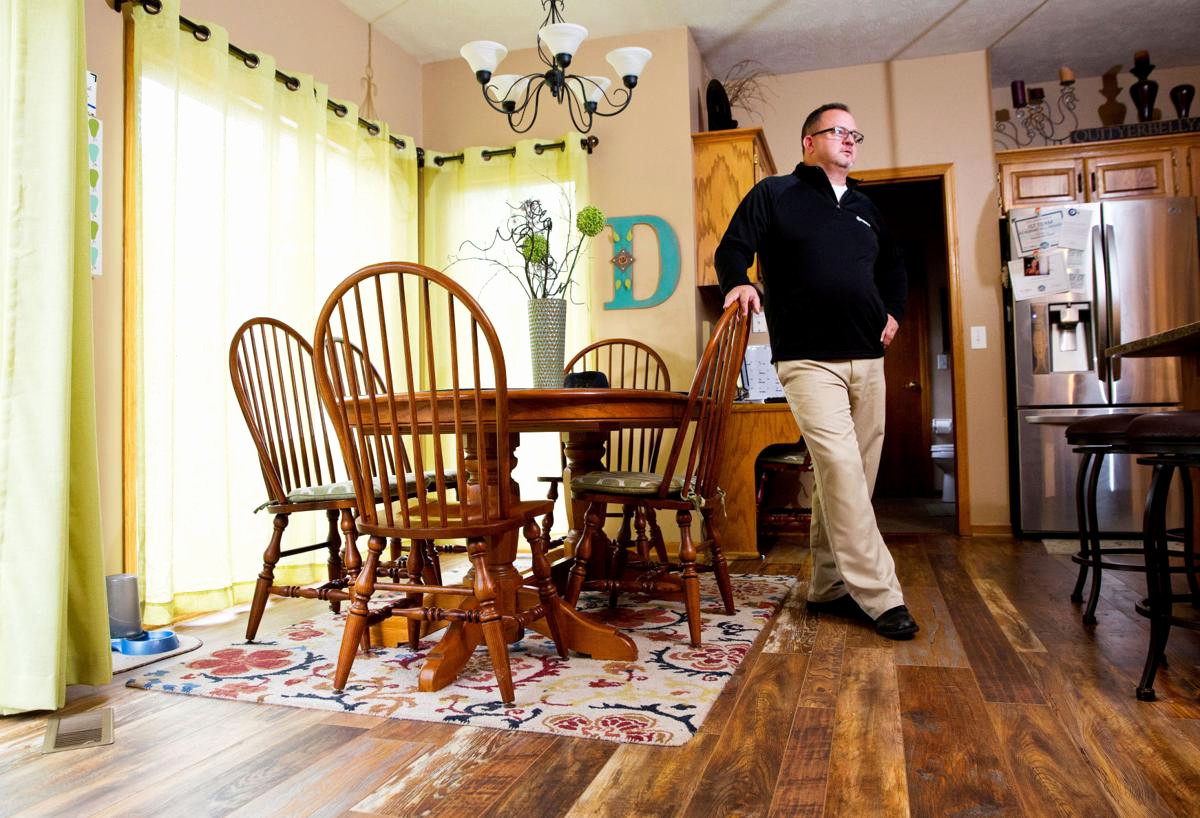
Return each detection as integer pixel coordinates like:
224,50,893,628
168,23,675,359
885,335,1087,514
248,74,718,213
4,533,1200,816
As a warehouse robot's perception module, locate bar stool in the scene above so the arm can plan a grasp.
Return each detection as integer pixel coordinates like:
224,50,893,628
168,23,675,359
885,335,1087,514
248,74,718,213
754,440,813,548
1123,411,1200,701
1065,412,1146,624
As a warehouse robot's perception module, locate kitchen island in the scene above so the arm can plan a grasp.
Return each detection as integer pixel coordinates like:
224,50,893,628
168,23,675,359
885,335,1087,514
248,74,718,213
1108,319,1200,409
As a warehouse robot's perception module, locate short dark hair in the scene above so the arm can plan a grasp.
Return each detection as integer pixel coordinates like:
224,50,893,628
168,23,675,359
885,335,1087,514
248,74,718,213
802,103,850,138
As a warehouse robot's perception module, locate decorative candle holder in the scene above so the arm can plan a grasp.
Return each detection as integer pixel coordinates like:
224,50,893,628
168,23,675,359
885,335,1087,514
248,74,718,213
995,78,1078,148
1170,84,1195,119
1129,50,1158,122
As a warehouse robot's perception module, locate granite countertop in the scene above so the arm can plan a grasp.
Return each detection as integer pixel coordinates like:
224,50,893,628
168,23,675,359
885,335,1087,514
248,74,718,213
1107,321,1200,359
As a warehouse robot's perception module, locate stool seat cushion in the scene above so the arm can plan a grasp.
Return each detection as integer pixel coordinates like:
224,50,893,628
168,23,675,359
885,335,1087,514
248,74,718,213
1127,411,1200,447
1065,412,1143,446
759,450,811,466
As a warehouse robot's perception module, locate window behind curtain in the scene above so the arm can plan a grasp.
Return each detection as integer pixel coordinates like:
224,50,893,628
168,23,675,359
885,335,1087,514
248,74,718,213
128,0,419,624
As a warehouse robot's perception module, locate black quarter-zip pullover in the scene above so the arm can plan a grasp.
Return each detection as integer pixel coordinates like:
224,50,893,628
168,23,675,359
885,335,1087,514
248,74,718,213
715,163,907,361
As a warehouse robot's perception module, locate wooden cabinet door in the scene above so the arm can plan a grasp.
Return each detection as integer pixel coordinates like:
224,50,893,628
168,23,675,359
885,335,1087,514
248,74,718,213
694,136,759,287
693,129,775,287
1085,149,1175,200
1000,158,1084,211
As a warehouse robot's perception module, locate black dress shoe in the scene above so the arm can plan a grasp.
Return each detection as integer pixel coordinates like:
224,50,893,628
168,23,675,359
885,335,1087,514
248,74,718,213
806,594,869,621
874,605,919,640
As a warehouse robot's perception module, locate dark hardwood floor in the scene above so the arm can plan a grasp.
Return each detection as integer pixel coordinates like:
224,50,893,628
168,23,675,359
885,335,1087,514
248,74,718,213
3,534,1200,816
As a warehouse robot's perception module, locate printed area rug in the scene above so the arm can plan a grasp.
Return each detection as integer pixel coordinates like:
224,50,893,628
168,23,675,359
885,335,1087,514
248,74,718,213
126,574,794,746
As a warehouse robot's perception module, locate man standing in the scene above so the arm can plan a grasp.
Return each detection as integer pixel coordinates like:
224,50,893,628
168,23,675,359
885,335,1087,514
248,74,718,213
715,102,918,639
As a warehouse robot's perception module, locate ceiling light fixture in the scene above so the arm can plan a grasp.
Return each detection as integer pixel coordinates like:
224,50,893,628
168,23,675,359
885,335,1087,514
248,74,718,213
460,0,651,134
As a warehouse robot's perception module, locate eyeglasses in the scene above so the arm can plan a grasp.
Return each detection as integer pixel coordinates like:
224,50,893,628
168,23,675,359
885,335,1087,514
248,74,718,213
809,126,865,145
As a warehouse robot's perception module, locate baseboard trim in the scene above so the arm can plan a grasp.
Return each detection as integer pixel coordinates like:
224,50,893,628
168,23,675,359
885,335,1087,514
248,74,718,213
968,524,1012,536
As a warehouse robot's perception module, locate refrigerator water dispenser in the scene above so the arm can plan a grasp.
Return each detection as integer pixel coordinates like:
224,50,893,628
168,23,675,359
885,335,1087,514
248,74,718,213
1047,302,1091,372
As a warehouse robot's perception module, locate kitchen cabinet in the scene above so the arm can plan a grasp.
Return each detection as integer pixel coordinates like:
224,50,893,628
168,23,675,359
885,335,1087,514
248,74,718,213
693,127,775,287
999,157,1084,209
997,133,1198,212
1087,149,1175,200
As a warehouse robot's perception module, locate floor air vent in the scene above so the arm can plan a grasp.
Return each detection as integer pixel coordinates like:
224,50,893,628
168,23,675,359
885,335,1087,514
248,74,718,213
42,708,114,754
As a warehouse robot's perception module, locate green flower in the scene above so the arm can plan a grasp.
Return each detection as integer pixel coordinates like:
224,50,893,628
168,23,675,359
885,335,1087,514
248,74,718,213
576,205,606,238
520,233,549,264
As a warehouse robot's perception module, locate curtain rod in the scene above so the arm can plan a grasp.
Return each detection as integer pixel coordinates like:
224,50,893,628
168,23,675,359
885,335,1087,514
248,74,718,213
115,0,411,153
433,136,600,166
114,0,601,167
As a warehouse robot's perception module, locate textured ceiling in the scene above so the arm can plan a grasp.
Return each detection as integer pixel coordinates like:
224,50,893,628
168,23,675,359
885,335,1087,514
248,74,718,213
339,0,1200,86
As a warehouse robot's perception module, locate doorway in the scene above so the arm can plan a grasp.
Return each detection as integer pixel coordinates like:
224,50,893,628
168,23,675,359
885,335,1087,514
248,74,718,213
855,167,967,535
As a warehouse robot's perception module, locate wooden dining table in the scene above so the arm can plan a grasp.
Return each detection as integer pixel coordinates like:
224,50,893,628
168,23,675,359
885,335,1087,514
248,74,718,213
354,387,691,691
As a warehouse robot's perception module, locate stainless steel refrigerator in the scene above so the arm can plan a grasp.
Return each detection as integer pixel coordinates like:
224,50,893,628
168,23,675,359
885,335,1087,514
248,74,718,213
1005,197,1200,536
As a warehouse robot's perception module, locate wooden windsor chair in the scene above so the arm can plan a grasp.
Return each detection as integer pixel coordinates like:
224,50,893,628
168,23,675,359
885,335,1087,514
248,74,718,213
564,304,750,646
229,320,456,642
538,339,673,568
229,319,367,639
312,262,565,702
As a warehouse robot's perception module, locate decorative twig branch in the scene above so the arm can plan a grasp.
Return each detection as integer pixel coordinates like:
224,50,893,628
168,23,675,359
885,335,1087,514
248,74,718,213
451,184,606,302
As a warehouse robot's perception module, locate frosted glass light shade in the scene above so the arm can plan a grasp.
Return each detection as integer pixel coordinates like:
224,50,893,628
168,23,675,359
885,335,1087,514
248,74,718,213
486,74,521,100
461,40,508,75
495,75,532,104
539,22,587,59
570,75,612,108
606,46,651,79
507,76,532,102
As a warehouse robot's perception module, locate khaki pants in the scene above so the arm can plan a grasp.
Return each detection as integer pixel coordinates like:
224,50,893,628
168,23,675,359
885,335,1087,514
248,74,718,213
776,358,904,619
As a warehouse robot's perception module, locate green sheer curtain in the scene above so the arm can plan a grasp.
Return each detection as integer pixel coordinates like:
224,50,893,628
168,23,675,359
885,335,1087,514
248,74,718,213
421,140,591,506
128,0,420,625
0,0,112,714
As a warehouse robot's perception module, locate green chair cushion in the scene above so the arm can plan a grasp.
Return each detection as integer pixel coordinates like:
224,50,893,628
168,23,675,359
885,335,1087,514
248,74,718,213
284,479,359,504
285,475,420,505
570,470,685,497
274,470,457,508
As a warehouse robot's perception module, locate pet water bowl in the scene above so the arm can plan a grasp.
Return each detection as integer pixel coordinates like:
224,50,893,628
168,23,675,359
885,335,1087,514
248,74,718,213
110,630,180,655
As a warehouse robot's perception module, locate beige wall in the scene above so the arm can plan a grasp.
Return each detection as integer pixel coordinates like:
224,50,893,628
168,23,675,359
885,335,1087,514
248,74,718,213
731,52,1009,530
990,64,1200,143
83,0,422,573
421,27,704,388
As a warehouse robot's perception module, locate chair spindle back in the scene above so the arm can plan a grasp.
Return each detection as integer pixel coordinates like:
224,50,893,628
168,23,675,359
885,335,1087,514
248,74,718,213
657,304,750,501
229,318,342,504
566,339,671,473
314,262,511,536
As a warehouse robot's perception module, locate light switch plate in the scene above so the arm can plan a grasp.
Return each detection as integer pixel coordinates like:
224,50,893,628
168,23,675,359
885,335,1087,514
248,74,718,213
970,326,987,349
936,353,948,370
750,311,767,333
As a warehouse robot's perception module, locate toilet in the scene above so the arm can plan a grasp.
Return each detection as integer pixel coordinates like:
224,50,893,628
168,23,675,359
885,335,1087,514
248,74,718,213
930,417,955,502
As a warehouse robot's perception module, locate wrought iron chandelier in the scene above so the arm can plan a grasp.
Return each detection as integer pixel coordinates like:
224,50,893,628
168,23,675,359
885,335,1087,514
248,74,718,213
459,0,652,134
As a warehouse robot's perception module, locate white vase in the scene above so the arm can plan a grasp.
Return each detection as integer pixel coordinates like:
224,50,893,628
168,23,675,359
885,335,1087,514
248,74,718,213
527,298,566,389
